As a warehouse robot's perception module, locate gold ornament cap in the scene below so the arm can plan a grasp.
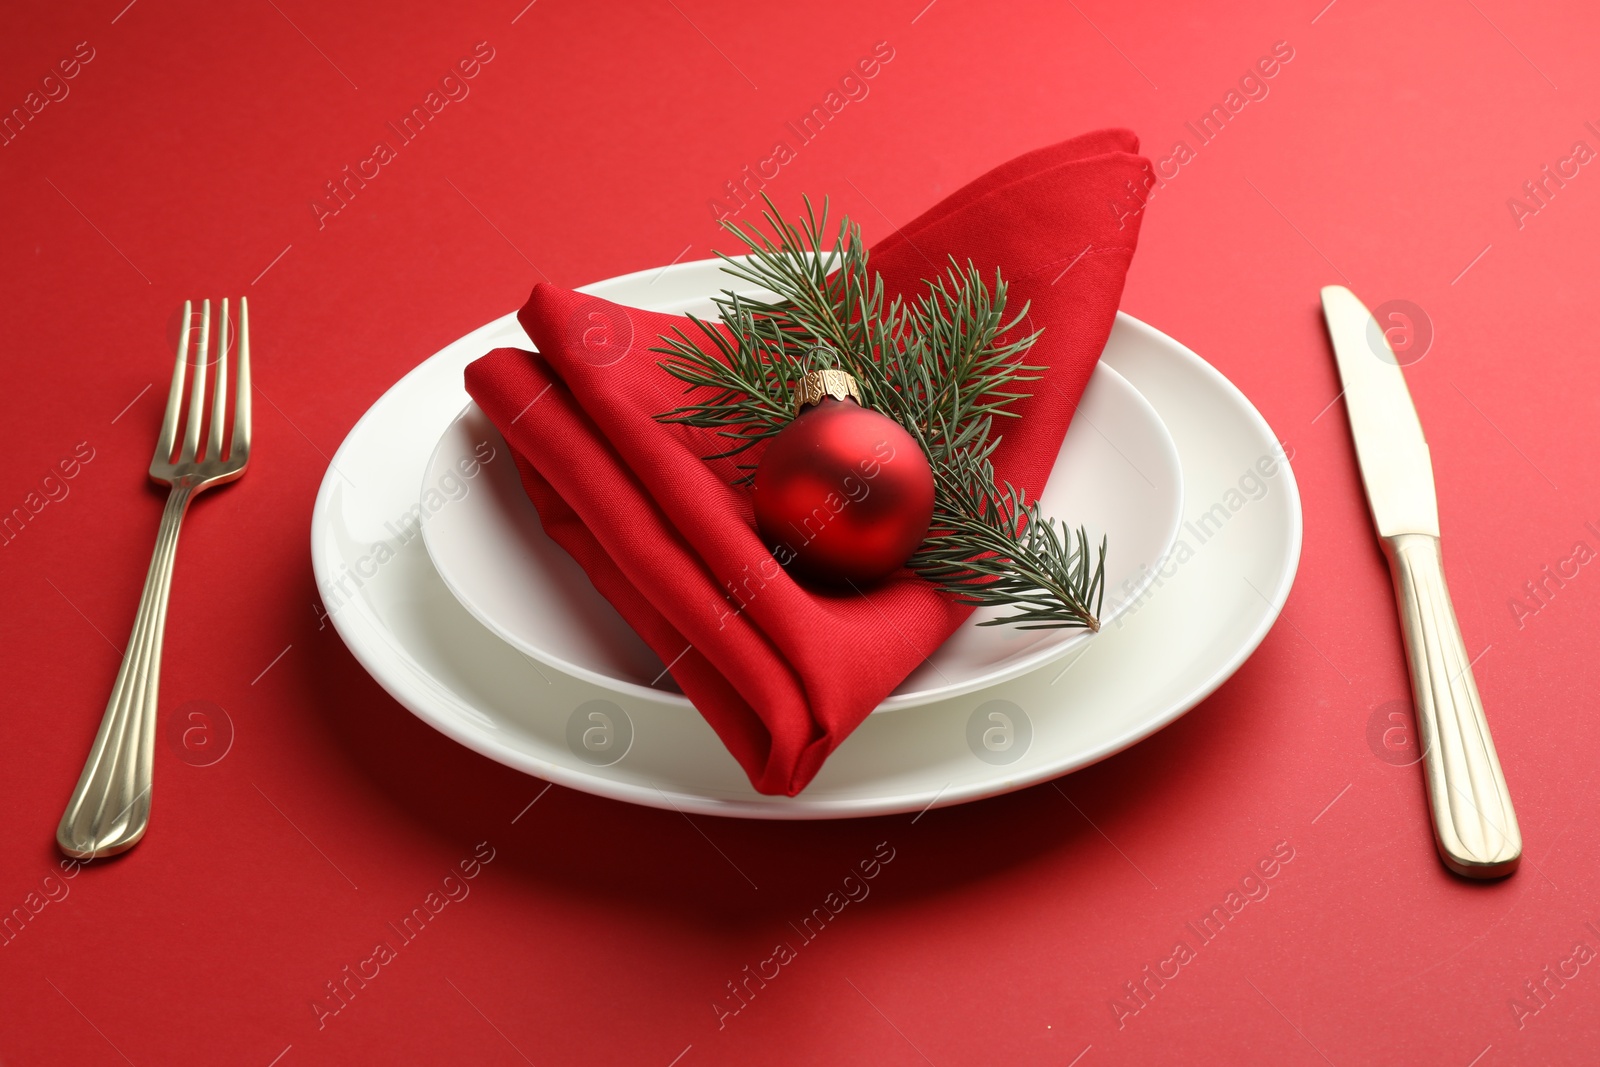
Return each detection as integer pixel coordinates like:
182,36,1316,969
796,368,863,413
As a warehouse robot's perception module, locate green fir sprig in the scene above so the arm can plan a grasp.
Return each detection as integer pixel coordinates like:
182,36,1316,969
652,195,1106,631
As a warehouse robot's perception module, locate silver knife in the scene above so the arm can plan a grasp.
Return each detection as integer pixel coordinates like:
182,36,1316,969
1321,285,1520,879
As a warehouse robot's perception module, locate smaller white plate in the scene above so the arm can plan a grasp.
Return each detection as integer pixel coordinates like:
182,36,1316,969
420,359,1183,710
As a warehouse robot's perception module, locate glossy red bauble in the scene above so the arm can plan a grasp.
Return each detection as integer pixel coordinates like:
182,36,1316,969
752,399,935,586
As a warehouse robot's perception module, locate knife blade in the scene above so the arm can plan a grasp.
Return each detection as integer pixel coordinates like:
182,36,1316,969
1320,286,1440,538
1320,285,1521,879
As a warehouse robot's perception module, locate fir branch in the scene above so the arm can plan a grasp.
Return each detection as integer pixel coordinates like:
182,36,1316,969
652,193,1108,630
911,439,1105,630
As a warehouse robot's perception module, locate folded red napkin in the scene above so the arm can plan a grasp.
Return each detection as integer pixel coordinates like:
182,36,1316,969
464,129,1150,795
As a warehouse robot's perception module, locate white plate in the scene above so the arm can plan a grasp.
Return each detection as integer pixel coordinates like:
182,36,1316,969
310,259,1302,818
420,356,1182,710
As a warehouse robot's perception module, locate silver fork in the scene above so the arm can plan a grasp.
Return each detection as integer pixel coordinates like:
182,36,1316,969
57,298,252,858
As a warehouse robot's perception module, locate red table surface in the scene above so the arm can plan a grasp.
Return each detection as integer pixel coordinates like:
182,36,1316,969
2,1,1597,1064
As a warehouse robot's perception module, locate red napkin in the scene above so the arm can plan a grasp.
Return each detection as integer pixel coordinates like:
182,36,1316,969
464,130,1151,795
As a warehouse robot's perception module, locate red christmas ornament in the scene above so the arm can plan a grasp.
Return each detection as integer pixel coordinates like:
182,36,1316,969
752,369,935,586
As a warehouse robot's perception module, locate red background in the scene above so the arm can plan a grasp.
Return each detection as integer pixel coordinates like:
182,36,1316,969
2,1,1596,1064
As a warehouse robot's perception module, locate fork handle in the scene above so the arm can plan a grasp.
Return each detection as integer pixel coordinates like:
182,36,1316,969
1383,533,1521,879
57,483,193,858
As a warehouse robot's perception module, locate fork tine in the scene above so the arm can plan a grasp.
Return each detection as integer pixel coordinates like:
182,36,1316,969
155,300,191,465
207,298,230,460
180,299,210,462
232,296,251,459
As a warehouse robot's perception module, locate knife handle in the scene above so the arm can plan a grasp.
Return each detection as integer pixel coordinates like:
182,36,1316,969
1383,533,1521,878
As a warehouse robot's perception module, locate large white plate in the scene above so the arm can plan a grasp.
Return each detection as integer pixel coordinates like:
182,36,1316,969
420,355,1182,710
310,259,1302,818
